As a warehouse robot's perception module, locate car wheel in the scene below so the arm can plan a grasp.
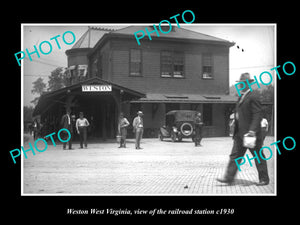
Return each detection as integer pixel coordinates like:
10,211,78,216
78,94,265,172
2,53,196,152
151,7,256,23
180,122,194,137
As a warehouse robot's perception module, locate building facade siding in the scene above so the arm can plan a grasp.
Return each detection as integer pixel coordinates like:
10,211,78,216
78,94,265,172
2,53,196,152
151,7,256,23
102,38,230,95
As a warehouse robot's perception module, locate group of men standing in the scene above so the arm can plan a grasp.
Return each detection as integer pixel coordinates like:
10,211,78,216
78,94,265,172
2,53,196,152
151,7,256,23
60,109,145,150
60,109,90,150
118,111,144,149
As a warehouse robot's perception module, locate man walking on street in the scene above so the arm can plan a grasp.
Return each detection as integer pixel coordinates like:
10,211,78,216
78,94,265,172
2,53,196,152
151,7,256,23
133,111,144,150
216,73,269,186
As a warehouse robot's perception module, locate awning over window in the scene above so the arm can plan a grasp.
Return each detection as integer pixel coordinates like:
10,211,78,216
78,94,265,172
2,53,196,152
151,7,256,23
130,93,238,104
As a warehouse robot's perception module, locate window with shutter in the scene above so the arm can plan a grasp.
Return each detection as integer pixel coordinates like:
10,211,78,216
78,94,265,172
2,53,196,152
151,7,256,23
161,51,184,78
202,54,213,79
130,49,142,76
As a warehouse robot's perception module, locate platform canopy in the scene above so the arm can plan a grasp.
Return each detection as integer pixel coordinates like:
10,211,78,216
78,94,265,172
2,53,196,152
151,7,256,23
33,77,145,116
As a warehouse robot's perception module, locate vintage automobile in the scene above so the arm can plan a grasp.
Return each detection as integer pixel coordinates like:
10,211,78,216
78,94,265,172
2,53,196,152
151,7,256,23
158,110,198,142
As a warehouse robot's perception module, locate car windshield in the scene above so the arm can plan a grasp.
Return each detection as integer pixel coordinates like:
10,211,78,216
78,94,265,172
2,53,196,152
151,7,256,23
166,110,197,122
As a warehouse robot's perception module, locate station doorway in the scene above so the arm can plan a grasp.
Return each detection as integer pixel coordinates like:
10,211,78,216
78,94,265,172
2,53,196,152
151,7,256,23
73,94,118,140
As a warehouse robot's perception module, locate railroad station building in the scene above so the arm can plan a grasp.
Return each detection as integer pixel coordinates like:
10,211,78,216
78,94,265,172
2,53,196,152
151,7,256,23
33,26,238,139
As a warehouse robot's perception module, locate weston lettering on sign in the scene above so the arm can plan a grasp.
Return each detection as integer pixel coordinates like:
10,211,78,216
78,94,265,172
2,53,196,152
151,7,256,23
81,85,112,92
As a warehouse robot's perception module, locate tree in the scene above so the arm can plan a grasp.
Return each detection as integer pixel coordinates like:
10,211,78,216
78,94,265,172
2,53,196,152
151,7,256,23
47,67,68,92
31,77,46,95
24,105,34,132
31,77,46,105
24,105,34,122
259,85,274,103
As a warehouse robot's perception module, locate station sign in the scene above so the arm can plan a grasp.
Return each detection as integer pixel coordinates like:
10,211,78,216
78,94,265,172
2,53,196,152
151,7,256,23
82,85,112,92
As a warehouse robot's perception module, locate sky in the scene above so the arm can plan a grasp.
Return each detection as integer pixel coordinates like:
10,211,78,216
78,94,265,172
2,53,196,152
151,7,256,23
22,24,275,107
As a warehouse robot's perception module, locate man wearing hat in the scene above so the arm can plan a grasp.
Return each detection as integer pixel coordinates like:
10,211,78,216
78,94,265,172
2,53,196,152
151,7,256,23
60,108,74,150
133,111,144,149
217,73,269,186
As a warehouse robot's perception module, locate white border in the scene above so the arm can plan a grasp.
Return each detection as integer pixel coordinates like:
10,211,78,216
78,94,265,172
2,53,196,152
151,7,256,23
21,23,277,196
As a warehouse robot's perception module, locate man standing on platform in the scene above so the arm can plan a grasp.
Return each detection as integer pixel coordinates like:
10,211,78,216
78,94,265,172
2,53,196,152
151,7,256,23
60,108,74,150
133,111,144,150
118,112,130,148
216,73,269,186
194,112,204,147
76,112,90,149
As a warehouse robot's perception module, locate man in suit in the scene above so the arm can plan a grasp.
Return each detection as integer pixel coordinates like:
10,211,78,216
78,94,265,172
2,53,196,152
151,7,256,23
217,73,269,186
60,108,74,150
133,111,144,150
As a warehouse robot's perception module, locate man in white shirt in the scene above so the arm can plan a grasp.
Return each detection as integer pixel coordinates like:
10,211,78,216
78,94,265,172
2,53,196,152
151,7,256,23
76,112,90,149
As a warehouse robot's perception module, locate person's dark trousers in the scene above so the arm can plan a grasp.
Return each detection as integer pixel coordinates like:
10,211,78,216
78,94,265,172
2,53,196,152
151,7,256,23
119,128,127,148
63,130,73,150
224,136,269,183
120,138,126,147
33,131,38,140
33,129,40,140
194,126,203,146
78,126,87,148
261,128,268,143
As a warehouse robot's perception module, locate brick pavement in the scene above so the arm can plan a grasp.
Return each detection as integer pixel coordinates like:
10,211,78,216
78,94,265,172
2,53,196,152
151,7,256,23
22,136,275,195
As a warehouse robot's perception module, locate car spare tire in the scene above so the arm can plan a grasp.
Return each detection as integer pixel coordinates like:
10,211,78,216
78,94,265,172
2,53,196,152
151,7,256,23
180,122,193,137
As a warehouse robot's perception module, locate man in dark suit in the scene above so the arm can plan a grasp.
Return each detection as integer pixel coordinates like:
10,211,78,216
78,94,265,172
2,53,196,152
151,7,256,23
194,112,204,147
60,108,74,150
217,73,269,186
